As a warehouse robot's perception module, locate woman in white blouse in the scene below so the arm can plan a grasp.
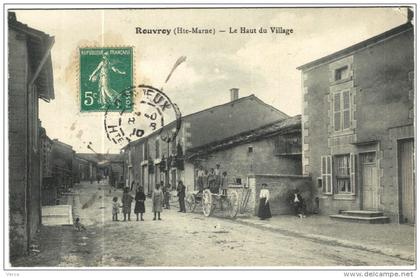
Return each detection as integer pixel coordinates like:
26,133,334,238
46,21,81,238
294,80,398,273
258,183,272,220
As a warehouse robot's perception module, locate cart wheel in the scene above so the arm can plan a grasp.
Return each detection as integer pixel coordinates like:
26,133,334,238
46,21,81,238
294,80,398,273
202,189,213,217
185,193,196,212
227,190,239,218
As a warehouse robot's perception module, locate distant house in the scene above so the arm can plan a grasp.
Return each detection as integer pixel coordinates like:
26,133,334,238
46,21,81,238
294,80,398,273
76,153,123,186
297,22,414,223
122,89,291,195
8,12,55,258
51,139,75,191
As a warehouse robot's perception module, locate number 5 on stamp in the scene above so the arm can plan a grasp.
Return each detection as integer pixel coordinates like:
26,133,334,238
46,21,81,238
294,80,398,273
79,47,133,112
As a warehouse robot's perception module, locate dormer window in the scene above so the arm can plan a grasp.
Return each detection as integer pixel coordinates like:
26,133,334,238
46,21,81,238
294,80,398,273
334,66,349,81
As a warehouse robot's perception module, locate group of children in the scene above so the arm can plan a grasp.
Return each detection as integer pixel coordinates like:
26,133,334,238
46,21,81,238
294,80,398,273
112,186,146,221
196,164,228,195
111,180,187,221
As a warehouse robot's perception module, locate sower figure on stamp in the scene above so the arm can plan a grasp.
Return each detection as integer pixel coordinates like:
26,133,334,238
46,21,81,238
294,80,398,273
88,51,126,108
134,186,146,221
177,180,186,213
122,187,133,221
152,183,164,220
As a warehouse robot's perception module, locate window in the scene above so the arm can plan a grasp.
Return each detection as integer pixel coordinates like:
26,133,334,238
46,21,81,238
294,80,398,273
333,154,356,195
322,154,356,195
142,142,148,160
333,90,351,132
155,140,160,158
334,155,351,193
321,155,332,194
334,66,349,81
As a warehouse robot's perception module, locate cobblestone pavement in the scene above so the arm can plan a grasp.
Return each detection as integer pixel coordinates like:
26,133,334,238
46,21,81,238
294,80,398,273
12,181,414,267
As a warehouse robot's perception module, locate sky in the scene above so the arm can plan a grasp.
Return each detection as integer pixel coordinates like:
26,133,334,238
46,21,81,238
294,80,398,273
14,7,407,153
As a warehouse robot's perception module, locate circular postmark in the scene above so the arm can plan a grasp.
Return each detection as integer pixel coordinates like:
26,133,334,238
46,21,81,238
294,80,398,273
104,85,182,146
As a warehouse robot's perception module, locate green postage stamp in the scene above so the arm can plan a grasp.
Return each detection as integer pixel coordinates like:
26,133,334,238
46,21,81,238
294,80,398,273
79,47,133,112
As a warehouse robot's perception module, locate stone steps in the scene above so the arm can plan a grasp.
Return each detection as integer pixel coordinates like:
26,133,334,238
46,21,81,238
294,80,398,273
330,210,390,224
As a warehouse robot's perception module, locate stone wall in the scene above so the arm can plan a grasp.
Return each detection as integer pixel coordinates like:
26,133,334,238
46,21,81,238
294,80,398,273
248,174,312,216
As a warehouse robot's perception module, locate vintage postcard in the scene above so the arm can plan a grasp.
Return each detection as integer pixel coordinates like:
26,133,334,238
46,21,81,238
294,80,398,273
4,4,417,274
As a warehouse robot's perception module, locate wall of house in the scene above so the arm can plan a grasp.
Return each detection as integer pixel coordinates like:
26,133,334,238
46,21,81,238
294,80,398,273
190,135,302,190
302,27,414,221
250,174,312,216
9,28,29,258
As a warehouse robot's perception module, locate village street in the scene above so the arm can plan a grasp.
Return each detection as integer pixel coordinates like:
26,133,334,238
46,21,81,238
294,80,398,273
12,181,413,267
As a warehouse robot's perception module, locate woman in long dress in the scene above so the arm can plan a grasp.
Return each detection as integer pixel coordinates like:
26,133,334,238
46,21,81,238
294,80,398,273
134,186,146,221
258,183,272,220
152,183,164,220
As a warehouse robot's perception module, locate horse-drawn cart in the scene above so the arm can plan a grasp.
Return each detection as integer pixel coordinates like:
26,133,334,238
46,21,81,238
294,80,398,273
185,187,248,219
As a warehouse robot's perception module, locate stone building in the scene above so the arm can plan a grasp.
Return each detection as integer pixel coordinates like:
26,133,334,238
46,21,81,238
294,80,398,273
8,12,55,258
122,89,296,196
186,115,311,215
39,127,55,205
51,139,75,192
297,22,414,223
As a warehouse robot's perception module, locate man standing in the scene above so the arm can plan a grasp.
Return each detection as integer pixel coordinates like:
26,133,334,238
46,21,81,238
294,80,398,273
214,164,222,192
177,180,186,213
163,181,171,209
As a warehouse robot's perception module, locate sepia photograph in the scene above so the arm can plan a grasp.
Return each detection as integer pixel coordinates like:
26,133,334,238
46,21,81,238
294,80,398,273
2,2,417,275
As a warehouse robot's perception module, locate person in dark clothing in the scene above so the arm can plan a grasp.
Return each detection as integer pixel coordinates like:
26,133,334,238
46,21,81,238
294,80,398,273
177,180,186,212
122,187,134,221
291,189,306,218
163,182,171,209
258,183,272,220
134,186,146,221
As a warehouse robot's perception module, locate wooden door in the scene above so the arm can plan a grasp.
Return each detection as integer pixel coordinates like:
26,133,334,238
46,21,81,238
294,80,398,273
398,139,415,224
361,152,379,210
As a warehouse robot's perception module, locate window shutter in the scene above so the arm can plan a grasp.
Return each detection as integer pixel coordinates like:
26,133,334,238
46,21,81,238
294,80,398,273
326,156,332,194
350,153,356,195
321,155,333,195
321,156,326,194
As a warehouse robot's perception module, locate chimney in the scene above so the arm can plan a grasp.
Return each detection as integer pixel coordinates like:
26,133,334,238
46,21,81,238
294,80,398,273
230,88,239,102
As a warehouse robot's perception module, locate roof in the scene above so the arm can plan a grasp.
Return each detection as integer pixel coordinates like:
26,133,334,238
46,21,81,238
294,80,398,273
77,153,124,164
8,12,55,101
123,94,289,149
186,115,301,159
297,22,413,71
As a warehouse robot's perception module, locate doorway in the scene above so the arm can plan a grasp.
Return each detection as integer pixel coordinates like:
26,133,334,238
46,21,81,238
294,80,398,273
361,152,379,210
398,138,415,224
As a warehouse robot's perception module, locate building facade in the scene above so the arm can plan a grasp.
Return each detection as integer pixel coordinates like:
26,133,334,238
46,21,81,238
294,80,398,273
186,115,303,189
8,12,55,258
298,22,414,223
122,90,290,195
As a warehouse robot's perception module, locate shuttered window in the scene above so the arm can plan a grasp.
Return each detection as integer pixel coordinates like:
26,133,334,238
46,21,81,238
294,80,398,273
321,155,332,194
333,90,351,132
332,153,356,194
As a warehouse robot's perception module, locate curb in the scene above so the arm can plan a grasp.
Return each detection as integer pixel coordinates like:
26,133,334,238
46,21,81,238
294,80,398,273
234,218,414,263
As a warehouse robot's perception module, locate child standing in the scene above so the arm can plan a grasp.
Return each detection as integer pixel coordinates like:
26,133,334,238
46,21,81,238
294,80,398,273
112,196,120,221
122,187,134,221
